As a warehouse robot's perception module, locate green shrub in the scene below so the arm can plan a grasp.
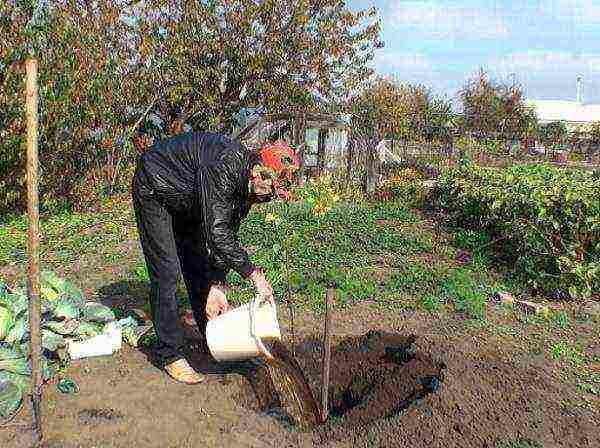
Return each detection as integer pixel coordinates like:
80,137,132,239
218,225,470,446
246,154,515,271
432,162,600,300
453,229,490,250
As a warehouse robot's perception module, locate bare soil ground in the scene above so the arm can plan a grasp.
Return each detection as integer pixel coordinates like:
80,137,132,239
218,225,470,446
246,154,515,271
0,289,598,448
1,200,598,448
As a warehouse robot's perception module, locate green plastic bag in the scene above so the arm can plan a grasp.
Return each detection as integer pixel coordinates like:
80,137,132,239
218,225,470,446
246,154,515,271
0,357,31,376
52,298,80,320
5,313,28,345
41,329,66,352
0,380,22,419
0,305,14,341
82,303,115,323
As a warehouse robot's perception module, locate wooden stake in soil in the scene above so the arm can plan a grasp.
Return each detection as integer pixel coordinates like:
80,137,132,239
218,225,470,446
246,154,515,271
282,225,295,357
320,287,334,423
26,57,43,444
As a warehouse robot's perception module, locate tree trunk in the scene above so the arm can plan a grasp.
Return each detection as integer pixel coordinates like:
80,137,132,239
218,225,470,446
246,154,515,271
294,112,307,186
346,135,354,186
364,137,379,196
317,128,327,175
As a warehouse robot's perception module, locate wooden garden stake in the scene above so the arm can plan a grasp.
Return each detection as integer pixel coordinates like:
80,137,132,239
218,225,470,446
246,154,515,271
282,213,295,357
26,57,43,444
320,287,334,422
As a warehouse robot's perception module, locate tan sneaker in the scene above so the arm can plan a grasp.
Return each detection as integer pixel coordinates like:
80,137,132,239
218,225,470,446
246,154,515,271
164,358,204,384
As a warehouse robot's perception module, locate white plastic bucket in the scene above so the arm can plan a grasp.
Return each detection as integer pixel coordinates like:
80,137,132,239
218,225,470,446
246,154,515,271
206,295,281,362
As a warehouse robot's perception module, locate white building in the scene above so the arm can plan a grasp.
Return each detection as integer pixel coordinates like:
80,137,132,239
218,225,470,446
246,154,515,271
525,76,600,131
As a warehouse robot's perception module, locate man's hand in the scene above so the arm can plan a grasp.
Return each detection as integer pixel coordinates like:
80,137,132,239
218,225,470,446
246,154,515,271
250,268,275,304
206,284,229,320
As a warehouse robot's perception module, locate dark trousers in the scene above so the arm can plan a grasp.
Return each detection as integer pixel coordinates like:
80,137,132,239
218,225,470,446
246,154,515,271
132,167,226,365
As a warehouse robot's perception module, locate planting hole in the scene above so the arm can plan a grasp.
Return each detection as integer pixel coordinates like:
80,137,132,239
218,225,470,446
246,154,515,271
231,330,445,443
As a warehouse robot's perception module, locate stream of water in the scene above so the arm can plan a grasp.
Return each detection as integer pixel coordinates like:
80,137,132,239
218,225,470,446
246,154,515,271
263,339,323,426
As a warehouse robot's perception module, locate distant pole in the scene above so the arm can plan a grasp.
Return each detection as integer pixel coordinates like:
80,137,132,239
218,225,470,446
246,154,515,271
294,111,306,186
25,57,43,444
320,287,334,423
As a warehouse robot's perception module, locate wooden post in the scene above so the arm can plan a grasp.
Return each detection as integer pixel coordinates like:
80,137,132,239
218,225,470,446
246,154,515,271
294,112,306,186
25,58,43,443
320,287,334,423
317,128,327,175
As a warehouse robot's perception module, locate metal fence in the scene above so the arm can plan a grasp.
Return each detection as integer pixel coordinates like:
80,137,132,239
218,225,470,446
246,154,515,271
317,138,600,190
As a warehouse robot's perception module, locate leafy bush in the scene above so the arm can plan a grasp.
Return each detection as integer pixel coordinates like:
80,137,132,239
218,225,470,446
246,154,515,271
432,162,600,299
294,172,342,217
376,167,427,204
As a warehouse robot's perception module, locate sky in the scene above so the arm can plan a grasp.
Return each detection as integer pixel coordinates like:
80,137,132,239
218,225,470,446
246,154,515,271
348,0,600,109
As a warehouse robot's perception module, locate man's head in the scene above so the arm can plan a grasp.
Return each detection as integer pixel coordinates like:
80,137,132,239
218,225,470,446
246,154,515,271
249,141,300,202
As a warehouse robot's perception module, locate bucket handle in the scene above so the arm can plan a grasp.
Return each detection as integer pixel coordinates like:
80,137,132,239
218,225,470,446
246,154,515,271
249,294,276,361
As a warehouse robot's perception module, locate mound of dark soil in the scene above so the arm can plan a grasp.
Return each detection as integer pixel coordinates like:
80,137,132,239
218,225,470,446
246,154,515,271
232,330,446,445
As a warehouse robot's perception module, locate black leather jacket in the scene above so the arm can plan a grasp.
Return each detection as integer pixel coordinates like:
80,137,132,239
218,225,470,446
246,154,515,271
137,132,256,278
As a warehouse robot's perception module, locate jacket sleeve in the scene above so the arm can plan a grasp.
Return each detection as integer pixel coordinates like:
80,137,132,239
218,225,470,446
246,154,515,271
198,156,255,279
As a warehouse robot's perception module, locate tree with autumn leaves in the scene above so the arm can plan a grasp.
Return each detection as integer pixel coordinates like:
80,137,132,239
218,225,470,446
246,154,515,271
342,77,455,194
1,0,382,213
458,69,538,151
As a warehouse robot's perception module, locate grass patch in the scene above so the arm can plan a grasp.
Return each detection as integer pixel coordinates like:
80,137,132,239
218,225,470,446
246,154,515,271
494,325,520,337
551,310,570,329
420,293,444,312
580,372,600,396
495,440,543,448
386,261,438,294
0,197,136,268
550,341,585,366
386,258,490,318
548,339,600,396
0,194,528,320
231,200,426,311
439,268,487,319
131,264,150,283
